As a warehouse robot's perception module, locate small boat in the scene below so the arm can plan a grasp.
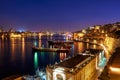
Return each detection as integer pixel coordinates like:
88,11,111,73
32,46,70,53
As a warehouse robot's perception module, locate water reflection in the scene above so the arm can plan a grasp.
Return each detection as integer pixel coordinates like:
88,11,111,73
10,38,15,61
0,37,33,78
22,38,25,63
1,36,104,78
0,38,2,66
74,42,85,54
59,53,66,60
32,51,60,70
41,52,45,63
74,41,102,54
34,52,38,69
33,40,38,47
49,52,58,65
38,39,42,48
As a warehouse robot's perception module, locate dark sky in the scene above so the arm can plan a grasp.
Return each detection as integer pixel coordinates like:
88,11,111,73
0,0,120,32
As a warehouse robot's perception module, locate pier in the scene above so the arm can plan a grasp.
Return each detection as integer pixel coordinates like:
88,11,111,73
74,39,101,45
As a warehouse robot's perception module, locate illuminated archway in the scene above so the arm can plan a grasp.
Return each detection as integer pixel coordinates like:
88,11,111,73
53,68,66,80
56,74,63,80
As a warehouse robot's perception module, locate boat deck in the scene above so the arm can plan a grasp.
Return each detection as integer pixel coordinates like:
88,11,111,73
32,46,70,53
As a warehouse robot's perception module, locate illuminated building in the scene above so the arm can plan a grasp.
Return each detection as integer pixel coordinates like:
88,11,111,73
46,54,96,80
94,25,100,29
10,33,22,38
73,31,85,40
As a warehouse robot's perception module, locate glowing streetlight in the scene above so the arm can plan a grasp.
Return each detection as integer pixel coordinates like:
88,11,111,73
109,67,120,74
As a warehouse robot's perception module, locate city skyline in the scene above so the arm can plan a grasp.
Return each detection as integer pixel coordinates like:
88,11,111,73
0,0,120,32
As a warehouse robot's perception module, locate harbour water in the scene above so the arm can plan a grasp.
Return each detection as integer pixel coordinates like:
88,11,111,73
0,35,101,79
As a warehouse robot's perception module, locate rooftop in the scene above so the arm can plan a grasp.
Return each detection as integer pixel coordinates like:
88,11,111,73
56,54,90,68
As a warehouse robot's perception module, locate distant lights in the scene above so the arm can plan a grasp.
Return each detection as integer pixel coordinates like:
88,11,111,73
82,53,91,56
82,53,87,55
18,30,25,32
19,30,22,32
99,68,103,72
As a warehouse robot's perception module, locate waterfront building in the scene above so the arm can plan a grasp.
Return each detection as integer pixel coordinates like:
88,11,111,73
94,25,100,30
46,54,97,80
73,31,85,40
10,32,22,38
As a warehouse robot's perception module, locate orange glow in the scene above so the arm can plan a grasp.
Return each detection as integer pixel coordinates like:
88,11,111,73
22,38,25,60
39,39,42,48
60,53,66,60
78,42,84,53
11,38,15,61
109,67,120,74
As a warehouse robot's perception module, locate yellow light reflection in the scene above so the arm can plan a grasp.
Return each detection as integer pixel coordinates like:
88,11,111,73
60,53,66,60
22,38,25,62
78,42,84,53
39,39,42,48
11,38,15,61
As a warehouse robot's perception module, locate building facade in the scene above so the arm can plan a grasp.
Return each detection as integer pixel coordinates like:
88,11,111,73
46,54,97,80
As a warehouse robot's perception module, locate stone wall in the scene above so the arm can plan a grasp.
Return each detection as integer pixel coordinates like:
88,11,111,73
104,37,120,54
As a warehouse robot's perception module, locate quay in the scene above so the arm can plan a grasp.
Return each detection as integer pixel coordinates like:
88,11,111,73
74,39,100,45
32,46,70,53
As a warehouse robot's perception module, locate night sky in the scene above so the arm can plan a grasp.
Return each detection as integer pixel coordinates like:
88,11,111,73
0,0,120,32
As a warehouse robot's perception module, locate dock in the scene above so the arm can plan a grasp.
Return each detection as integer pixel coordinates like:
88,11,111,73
32,46,70,53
